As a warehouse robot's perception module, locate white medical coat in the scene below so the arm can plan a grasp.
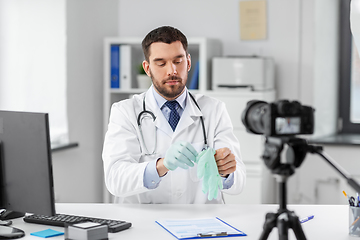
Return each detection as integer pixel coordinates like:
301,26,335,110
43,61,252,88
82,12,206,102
102,87,246,204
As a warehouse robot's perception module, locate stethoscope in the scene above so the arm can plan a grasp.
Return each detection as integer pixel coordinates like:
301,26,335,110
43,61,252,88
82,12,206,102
137,92,208,155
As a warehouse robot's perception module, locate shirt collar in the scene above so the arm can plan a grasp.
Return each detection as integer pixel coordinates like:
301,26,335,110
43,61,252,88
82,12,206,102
152,86,187,109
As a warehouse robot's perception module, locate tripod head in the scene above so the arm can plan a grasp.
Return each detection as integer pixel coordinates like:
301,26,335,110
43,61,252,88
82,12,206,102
262,136,312,178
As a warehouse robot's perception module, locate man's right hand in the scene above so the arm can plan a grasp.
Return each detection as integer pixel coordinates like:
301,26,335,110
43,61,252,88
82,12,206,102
162,141,197,171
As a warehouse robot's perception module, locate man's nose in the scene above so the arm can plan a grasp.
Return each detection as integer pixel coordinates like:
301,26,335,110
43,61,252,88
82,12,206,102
167,63,177,76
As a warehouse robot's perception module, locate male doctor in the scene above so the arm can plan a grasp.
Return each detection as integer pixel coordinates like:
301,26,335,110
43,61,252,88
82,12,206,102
102,26,246,204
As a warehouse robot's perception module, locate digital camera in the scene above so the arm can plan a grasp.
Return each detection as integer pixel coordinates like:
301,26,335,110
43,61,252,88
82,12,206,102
241,100,314,137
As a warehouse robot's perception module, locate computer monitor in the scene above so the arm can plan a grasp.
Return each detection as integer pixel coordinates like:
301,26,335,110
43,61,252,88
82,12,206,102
0,110,56,220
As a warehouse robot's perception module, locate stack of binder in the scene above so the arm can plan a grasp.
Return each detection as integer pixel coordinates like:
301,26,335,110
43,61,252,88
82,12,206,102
110,44,134,90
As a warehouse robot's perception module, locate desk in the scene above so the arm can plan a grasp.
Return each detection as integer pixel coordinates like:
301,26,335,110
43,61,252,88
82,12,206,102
11,204,350,239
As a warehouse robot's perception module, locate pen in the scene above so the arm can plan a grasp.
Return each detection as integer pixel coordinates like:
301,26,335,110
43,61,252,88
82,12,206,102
197,232,228,237
299,215,314,224
351,216,360,227
350,216,360,234
343,191,355,206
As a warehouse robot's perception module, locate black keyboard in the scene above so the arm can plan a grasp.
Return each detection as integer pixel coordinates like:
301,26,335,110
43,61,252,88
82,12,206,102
23,214,132,233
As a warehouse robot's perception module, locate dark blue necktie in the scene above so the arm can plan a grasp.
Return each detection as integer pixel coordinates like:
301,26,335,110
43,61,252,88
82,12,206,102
165,101,180,131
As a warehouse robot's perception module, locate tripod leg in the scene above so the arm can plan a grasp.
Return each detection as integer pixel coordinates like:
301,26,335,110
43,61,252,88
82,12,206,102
259,212,278,240
277,212,289,240
289,212,307,240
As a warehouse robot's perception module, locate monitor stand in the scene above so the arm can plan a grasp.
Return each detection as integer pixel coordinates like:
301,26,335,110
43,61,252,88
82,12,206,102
0,144,25,221
0,210,24,220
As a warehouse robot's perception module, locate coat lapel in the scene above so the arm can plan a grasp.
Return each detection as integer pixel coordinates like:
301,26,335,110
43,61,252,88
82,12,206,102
145,89,174,138
144,88,203,139
173,91,203,136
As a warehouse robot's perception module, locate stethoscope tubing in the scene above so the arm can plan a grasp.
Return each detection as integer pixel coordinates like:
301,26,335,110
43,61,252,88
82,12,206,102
188,92,207,147
137,96,156,126
138,92,207,154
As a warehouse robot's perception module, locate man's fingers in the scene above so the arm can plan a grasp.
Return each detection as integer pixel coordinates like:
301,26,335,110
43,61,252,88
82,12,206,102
216,152,237,175
216,152,235,166
219,164,236,176
214,147,231,161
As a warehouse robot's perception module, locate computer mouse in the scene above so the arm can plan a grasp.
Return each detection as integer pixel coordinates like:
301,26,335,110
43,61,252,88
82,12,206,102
0,226,24,239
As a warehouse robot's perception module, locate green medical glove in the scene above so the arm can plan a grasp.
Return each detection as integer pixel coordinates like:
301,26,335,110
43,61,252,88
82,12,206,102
164,141,198,171
197,148,223,201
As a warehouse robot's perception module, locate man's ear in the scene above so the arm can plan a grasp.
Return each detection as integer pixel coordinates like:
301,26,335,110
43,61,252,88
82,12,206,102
142,60,151,77
187,53,191,72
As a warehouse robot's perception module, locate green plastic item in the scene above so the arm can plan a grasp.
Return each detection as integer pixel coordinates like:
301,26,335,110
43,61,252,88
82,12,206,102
163,141,197,171
196,148,223,200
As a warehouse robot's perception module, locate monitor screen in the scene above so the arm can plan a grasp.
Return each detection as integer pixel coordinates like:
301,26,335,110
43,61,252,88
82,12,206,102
0,110,56,218
275,117,301,135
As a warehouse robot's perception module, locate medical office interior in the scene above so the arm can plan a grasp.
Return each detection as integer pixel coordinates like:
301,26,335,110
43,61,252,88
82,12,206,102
0,0,359,208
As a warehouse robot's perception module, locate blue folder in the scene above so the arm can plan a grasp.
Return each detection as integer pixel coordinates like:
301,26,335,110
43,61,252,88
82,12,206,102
110,45,120,88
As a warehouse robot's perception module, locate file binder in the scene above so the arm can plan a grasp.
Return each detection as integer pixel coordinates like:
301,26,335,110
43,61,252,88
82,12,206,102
156,217,246,239
110,45,120,88
120,45,132,90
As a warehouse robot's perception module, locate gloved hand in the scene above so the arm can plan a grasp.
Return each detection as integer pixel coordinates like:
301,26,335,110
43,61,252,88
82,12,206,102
197,148,223,201
163,141,198,171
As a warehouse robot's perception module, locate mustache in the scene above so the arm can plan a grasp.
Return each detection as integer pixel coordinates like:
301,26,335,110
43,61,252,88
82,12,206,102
164,76,182,81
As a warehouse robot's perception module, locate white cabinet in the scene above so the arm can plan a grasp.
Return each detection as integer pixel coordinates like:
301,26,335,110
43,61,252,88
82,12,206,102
206,90,276,204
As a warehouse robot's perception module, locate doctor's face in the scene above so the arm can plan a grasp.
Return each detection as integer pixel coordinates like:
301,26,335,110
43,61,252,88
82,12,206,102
143,41,191,101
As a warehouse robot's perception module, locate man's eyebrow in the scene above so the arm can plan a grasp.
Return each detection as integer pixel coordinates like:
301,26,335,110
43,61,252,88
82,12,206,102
173,54,185,59
153,58,165,62
152,54,185,62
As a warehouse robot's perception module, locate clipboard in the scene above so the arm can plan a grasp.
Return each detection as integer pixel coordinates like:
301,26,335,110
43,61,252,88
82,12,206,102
156,217,247,239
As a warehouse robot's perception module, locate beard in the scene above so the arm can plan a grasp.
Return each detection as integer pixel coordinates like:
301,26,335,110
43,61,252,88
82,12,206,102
150,70,187,99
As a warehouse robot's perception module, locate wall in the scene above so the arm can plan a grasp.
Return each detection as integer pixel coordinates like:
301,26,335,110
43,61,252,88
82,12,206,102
117,0,338,136
51,0,119,203
118,0,305,101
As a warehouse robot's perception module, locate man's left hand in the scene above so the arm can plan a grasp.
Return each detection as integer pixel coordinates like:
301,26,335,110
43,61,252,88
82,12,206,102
214,147,237,177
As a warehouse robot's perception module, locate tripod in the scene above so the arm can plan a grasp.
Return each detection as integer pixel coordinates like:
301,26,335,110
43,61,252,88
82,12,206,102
259,168,306,240
258,136,360,240
258,137,307,240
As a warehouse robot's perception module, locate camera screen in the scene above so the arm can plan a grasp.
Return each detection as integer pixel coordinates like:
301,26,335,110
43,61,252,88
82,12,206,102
275,117,301,135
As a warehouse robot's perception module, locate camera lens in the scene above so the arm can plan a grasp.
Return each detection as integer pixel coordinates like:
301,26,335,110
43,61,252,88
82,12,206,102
241,100,268,135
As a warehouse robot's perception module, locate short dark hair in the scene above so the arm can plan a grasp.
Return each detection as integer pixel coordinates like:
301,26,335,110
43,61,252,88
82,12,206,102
142,26,188,62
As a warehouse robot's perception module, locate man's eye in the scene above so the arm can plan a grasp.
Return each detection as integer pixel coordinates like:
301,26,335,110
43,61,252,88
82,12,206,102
157,63,165,67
